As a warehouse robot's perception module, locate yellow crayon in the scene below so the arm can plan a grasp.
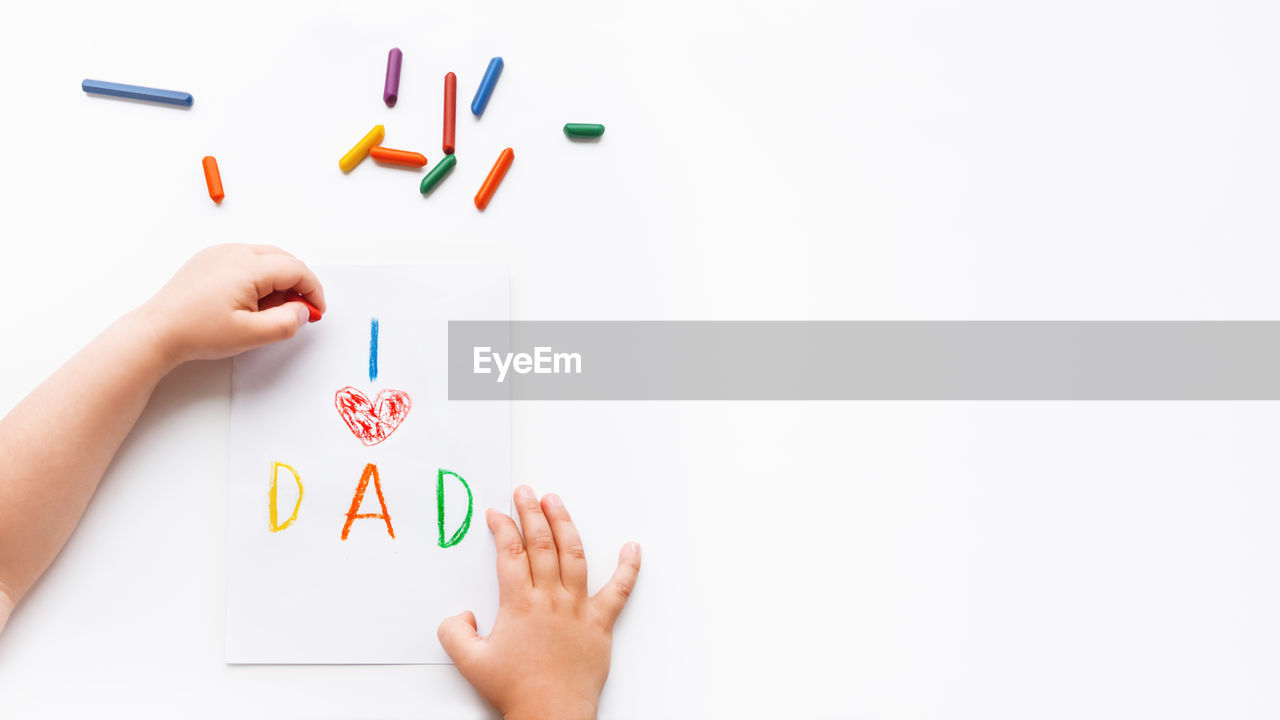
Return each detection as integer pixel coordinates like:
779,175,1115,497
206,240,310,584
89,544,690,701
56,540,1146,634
339,125,385,172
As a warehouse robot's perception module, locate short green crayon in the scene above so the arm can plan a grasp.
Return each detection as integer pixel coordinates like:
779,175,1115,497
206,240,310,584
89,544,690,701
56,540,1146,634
420,154,458,194
563,123,606,138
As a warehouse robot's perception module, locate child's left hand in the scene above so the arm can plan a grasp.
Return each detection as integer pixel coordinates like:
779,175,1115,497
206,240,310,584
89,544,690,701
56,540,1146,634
137,244,326,367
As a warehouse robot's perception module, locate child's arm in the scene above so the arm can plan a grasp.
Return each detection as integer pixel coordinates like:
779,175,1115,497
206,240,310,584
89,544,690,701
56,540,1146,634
0,244,325,631
438,486,642,720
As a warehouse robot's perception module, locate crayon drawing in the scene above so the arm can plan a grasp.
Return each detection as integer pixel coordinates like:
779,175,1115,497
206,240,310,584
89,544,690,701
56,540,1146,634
227,265,508,664
369,317,379,381
342,463,396,540
268,461,303,532
334,386,412,446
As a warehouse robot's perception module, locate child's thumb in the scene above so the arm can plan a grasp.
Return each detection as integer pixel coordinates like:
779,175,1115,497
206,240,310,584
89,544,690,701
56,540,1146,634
244,302,311,346
437,610,483,670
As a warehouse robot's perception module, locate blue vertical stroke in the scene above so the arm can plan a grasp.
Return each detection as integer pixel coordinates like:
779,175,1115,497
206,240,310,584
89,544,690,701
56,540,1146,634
369,318,380,381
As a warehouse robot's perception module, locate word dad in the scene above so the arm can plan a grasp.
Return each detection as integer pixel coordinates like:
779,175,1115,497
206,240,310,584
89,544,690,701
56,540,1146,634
267,461,473,548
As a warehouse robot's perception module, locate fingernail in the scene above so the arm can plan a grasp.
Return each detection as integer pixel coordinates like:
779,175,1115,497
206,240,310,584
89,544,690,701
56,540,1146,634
625,541,641,559
293,303,310,327
544,493,563,509
515,485,535,501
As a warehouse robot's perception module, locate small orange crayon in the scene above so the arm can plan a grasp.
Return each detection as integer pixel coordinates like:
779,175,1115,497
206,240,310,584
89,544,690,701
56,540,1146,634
202,155,224,204
475,147,514,211
369,146,428,168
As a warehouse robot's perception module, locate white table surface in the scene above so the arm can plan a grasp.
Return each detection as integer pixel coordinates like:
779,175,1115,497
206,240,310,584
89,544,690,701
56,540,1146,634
1,1,1278,717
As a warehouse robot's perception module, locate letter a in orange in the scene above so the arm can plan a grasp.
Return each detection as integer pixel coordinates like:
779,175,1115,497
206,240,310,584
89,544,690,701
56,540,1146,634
342,463,396,540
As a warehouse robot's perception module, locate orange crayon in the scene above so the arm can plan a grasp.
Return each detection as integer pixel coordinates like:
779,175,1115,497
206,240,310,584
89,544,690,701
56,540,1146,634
474,147,514,211
369,146,428,168
202,155,224,204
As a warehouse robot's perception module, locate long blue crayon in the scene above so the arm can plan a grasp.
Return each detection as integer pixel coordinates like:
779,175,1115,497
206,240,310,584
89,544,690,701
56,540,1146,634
470,57,503,117
81,79,193,107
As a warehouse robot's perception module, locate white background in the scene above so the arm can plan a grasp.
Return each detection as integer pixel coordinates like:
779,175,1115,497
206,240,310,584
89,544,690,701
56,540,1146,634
1,0,1279,717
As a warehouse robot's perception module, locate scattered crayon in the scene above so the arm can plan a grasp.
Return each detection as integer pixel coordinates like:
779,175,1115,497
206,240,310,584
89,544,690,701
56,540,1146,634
443,72,457,155
81,79,193,107
470,57,504,117
285,292,323,322
370,146,428,167
563,123,606,138
419,154,457,195
384,47,403,107
474,147,514,210
202,156,224,204
339,125,385,172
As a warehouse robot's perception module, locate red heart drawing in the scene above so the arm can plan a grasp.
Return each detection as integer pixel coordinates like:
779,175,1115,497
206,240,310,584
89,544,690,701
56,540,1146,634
334,387,413,446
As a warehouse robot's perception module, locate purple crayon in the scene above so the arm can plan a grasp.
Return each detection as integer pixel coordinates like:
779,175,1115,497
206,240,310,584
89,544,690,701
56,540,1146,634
384,47,403,107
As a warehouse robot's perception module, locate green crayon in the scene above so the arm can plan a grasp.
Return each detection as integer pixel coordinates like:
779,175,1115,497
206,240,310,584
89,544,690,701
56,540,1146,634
563,123,606,138
420,154,458,195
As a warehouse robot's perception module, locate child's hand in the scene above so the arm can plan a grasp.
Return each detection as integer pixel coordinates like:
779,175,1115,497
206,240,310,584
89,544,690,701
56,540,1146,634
438,487,642,720
138,244,326,366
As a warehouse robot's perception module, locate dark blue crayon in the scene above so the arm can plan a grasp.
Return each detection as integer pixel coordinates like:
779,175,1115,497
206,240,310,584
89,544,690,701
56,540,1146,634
470,57,504,117
81,79,193,107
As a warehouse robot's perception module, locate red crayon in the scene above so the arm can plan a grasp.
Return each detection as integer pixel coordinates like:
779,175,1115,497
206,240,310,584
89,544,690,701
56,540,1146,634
443,72,457,155
286,292,322,322
475,147,514,211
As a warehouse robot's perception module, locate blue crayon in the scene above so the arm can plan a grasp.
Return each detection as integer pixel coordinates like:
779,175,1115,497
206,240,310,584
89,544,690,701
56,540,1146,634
470,57,504,117
81,79,193,107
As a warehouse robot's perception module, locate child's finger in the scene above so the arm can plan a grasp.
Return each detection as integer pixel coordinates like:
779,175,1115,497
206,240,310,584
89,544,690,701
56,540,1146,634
591,542,642,630
248,244,296,258
541,493,588,596
235,303,309,347
251,254,327,313
251,254,325,308
513,485,560,588
437,610,484,673
257,289,290,310
487,508,532,602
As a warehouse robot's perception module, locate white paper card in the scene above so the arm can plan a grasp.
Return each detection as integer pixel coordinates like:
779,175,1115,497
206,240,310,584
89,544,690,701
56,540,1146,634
227,266,508,664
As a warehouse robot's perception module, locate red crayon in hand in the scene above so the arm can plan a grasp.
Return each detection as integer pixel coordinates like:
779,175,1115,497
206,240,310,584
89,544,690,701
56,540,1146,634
286,292,322,322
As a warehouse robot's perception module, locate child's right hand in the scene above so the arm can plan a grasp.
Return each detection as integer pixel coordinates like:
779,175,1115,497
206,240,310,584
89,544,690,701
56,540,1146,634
438,487,641,720
137,244,326,367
